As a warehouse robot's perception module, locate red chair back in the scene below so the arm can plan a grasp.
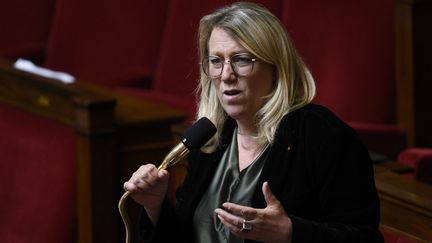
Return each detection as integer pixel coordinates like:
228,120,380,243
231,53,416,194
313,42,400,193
44,0,170,86
0,104,76,243
0,0,56,62
282,0,395,123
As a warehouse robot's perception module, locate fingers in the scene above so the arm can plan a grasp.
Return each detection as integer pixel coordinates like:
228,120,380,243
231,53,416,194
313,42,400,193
215,205,260,240
215,205,245,236
215,183,292,242
123,181,139,192
222,202,257,220
262,181,278,206
218,182,279,221
158,168,169,180
215,207,246,235
123,164,169,193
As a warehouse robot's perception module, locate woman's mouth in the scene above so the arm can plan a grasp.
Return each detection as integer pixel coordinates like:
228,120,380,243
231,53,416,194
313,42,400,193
223,90,241,96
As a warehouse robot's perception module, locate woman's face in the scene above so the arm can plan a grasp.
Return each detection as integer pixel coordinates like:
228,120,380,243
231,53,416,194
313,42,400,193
208,27,274,123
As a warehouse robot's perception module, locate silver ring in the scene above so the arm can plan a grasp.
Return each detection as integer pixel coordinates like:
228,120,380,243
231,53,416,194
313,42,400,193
241,219,252,232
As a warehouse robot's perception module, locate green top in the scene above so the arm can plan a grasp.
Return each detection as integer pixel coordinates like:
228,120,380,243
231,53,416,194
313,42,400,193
193,128,269,242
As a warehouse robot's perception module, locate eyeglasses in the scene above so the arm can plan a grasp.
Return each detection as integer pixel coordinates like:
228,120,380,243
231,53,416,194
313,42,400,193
201,53,256,78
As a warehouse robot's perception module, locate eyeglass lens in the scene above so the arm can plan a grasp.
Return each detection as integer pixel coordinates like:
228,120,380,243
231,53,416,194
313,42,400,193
203,54,255,78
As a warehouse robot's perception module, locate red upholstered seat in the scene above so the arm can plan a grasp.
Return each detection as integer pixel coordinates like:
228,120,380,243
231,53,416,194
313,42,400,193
0,104,76,243
348,121,406,160
282,0,403,159
398,148,432,185
44,0,170,87
0,0,56,62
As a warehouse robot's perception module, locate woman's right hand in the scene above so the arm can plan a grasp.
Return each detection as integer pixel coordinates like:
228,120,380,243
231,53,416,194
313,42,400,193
123,164,169,224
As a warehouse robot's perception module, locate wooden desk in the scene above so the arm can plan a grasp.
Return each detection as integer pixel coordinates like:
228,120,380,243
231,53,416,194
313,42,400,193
0,58,185,243
376,160,414,174
374,165,432,241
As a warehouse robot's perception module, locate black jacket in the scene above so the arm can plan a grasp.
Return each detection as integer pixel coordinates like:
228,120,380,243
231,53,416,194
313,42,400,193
140,104,383,242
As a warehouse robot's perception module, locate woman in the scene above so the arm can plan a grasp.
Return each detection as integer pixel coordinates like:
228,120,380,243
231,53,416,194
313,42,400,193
124,2,383,242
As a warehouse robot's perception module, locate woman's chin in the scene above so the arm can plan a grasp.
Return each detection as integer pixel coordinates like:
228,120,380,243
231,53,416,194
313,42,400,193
224,109,249,121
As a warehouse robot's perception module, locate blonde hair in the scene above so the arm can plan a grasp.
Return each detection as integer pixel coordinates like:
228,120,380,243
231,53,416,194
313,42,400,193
197,2,315,152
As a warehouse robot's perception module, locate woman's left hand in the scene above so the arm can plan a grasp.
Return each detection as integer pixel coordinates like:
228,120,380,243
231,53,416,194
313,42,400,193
215,182,292,243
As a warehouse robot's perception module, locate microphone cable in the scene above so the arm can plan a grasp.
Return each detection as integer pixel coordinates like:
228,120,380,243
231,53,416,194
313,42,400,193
118,145,188,243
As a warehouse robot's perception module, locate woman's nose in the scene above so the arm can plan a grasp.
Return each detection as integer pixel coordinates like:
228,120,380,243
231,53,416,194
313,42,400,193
221,61,236,82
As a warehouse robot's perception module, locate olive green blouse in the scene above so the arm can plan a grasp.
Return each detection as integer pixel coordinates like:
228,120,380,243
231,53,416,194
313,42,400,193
193,129,269,243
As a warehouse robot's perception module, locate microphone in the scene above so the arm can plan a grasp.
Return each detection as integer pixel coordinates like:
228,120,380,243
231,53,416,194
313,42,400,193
119,117,216,243
158,117,216,170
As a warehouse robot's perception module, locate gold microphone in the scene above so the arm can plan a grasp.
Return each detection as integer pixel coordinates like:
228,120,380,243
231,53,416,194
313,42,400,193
119,117,216,243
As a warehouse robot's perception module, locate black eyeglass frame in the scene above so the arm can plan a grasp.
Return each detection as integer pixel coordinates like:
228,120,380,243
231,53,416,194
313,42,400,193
201,53,257,78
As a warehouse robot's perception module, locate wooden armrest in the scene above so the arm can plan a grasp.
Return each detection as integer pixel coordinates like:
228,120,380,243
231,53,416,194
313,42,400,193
376,161,415,174
375,167,432,241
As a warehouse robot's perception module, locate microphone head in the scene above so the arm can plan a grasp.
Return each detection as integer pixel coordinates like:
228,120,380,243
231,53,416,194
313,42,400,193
181,117,216,149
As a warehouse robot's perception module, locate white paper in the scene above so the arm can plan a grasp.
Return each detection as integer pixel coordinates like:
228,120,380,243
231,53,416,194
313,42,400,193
14,59,75,84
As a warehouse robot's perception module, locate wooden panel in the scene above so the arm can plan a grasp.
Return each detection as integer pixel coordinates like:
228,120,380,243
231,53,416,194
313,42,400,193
394,1,415,146
394,0,432,147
